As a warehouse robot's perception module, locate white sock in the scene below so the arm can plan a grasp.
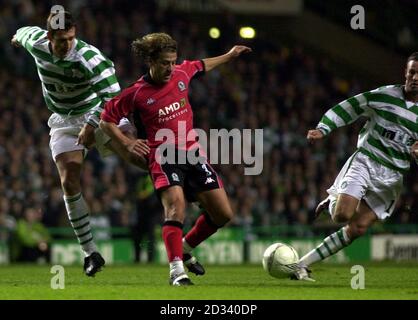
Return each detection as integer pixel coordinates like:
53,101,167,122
64,193,97,257
182,238,193,255
170,260,186,277
300,226,351,266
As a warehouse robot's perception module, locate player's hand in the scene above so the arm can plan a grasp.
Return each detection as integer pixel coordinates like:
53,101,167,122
11,35,21,47
76,123,96,149
227,45,252,58
126,139,150,158
307,129,325,142
411,141,418,159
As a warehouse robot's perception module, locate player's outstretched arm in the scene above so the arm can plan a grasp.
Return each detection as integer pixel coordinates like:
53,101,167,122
307,129,325,142
99,120,150,158
202,45,252,72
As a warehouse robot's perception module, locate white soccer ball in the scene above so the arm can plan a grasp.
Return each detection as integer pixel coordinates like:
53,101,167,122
262,242,299,278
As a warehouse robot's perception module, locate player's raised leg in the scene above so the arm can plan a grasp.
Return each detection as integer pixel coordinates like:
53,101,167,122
293,197,377,281
196,188,234,227
55,150,105,276
160,186,193,286
293,194,357,280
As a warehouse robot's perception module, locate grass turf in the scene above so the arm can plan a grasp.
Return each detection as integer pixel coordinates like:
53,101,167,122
0,262,417,300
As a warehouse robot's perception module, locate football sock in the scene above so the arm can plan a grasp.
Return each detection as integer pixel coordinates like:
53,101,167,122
299,226,351,266
183,212,219,254
162,221,185,275
64,193,97,256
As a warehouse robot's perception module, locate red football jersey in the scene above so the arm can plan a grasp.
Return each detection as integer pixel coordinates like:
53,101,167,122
101,60,205,150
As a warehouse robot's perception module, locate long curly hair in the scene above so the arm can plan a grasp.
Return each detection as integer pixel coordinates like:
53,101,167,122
131,33,177,63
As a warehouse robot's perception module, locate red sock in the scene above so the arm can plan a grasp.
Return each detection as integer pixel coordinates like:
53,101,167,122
162,222,184,262
184,213,219,249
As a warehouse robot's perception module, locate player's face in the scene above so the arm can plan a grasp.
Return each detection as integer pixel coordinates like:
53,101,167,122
150,51,177,84
48,27,76,59
405,60,418,94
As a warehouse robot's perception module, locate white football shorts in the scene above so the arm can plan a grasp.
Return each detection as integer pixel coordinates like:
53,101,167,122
48,111,136,160
327,151,403,220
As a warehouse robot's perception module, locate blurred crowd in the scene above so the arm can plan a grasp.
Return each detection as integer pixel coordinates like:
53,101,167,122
0,0,417,250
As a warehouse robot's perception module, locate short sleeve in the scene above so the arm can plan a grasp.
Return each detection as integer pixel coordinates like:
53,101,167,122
177,60,205,80
101,89,135,124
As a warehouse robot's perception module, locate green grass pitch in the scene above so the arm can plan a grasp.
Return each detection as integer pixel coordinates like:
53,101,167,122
0,262,417,300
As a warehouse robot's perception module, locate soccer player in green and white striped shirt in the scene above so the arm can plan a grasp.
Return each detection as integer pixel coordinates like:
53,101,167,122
291,52,418,281
11,10,149,276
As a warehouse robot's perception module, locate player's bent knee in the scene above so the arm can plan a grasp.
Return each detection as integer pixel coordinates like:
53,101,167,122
214,209,234,227
61,176,81,194
332,212,350,223
223,209,234,223
332,207,353,223
57,160,82,191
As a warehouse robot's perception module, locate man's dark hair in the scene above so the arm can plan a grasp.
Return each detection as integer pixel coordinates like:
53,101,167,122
46,10,76,35
132,33,177,62
407,52,418,63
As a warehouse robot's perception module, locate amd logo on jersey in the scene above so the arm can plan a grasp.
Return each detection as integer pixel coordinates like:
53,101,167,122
158,98,186,117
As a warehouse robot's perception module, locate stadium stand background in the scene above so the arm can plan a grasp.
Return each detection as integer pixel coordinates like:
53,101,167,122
0,0,417,263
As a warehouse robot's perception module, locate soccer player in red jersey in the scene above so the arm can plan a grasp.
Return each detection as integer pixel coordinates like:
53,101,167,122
100,33,251,285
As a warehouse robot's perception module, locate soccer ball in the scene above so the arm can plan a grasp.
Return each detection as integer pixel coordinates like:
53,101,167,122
262,242,299,278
